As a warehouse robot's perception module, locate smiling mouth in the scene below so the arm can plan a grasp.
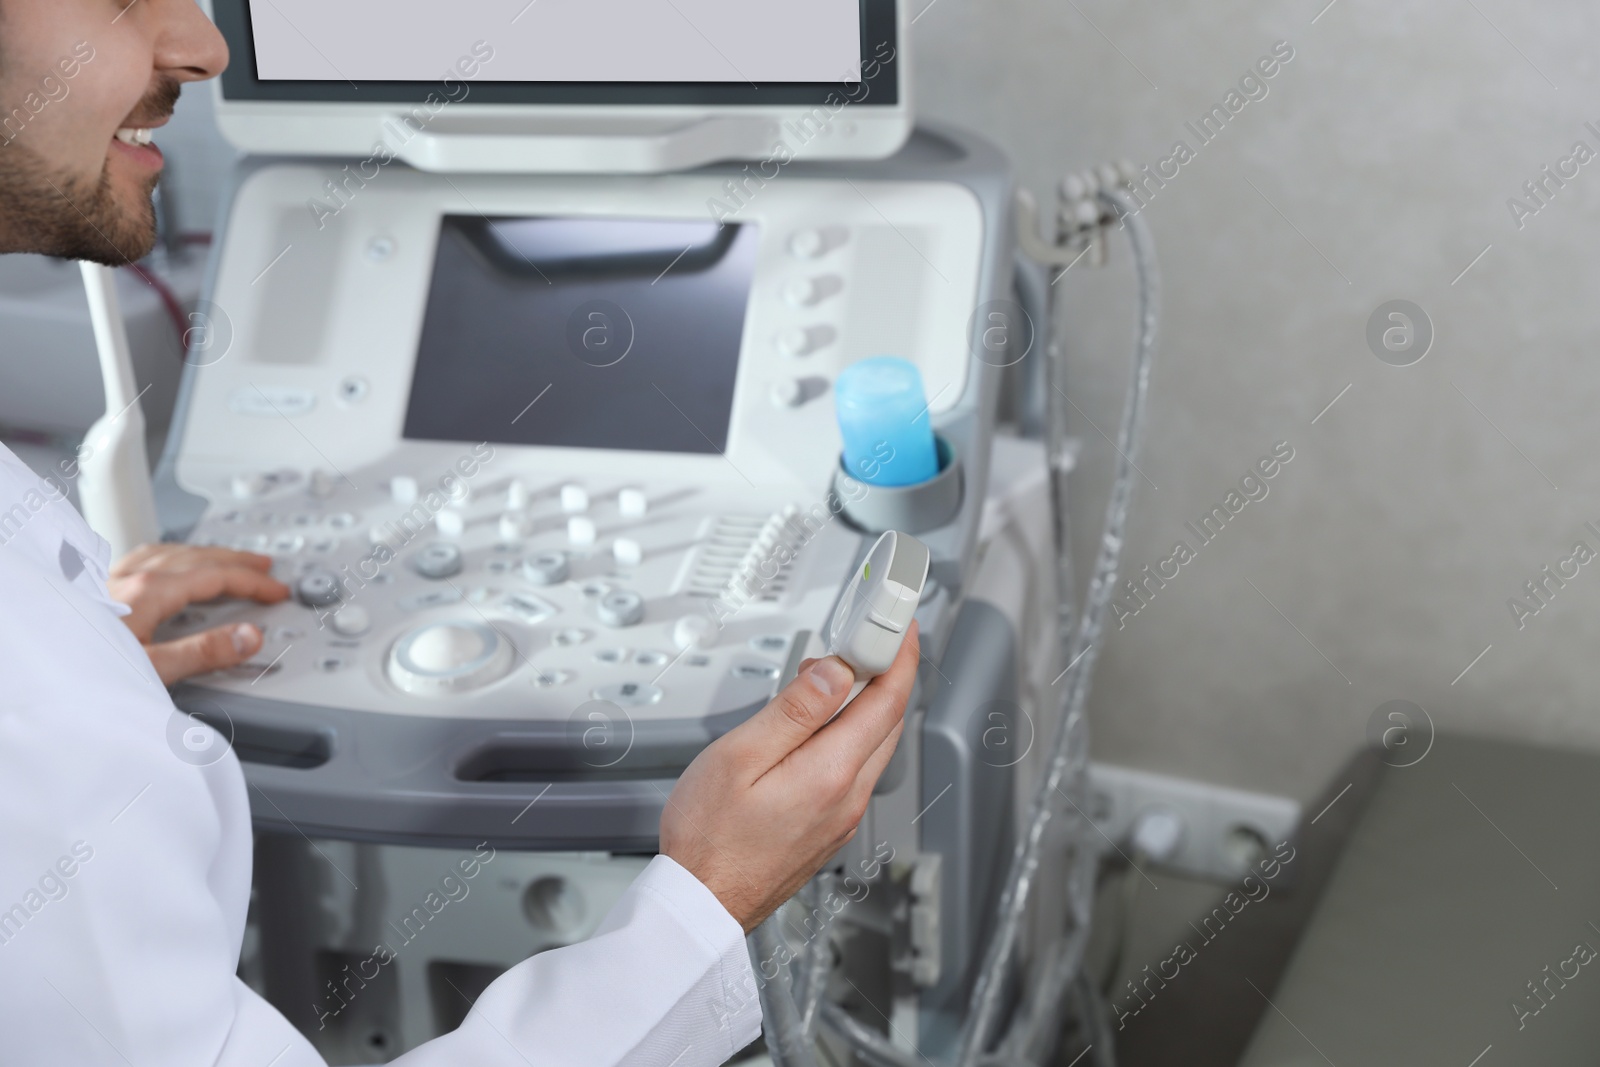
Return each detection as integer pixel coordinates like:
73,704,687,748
114,127,156,146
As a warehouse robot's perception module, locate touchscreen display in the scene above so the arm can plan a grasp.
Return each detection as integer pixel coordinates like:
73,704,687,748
402,216,758,455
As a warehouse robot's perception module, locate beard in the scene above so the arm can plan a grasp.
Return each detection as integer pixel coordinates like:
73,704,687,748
0,77,180,266
0,140,159,266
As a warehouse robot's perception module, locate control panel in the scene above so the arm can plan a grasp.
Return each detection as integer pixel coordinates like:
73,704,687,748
162,461,866,722
163,160,984,733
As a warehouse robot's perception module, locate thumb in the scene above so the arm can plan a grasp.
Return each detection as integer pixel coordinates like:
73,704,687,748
147,623,262,685
729,655,856,768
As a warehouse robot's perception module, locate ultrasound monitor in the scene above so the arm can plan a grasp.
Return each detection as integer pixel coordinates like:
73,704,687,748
201,0,911,172
402,216,758,454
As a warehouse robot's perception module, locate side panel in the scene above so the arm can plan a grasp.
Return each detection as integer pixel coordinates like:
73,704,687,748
918,598,1019,1039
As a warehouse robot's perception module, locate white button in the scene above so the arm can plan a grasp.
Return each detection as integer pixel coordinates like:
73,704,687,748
561,484,589,513
673,614,714,650
613,538,643,567
789,229,827,259
775,325,835,357
499,511,533,541
785,277,820,306
308,470,336,498
436,509,466,540
776,328,811,357
770,378,804,408
391,476,419,505
231,473,268,500
567,516,597,546
507,479,531,510
330,605,371,637
784,275,841,308
446,479,472,504
617,488,647,518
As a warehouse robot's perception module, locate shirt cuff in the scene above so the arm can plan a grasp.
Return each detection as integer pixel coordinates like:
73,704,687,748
637,855,764,1057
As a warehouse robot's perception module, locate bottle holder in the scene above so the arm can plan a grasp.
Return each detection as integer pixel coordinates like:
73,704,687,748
831,434,964,534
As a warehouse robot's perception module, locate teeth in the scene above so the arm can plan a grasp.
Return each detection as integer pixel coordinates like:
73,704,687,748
114,127,153,146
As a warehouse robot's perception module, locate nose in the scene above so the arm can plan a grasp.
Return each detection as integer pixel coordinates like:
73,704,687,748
153,0,230,84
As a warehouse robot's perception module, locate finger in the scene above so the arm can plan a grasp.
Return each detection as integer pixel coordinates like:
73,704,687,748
110,543,169,576
849,718,906,805
113,545,275,577
187,547,275,572
724,654,858,770
147,623,263,685
127,566,292,627
802,622,919,771
111,543,204,576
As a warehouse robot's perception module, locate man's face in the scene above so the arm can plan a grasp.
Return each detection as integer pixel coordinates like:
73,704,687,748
0,0,227,265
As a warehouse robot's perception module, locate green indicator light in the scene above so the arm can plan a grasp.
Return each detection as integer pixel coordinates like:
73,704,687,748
863,563,871,582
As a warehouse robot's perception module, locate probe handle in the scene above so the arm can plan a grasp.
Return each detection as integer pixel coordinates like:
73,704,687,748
823,530,930,713
77,262,160,557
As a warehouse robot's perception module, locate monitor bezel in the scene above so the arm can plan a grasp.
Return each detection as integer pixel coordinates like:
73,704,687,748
211,0,900,107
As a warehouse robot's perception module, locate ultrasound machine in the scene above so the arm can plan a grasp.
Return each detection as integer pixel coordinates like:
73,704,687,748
114,3,1156,1063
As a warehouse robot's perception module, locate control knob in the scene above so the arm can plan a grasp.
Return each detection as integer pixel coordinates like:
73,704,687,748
413,542,464,580
295,570,342,608
596,589,645,628
521,551,570,586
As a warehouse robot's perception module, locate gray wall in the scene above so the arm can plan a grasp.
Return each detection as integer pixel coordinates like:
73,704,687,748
913,0,1600,800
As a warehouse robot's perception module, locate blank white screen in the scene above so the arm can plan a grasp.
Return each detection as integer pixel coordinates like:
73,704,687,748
248,0,863,83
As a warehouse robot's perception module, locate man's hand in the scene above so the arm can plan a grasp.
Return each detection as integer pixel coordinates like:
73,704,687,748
660,623,919,932
109,544,291,685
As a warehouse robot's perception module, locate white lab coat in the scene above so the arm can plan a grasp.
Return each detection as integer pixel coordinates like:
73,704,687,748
0,445,763,1066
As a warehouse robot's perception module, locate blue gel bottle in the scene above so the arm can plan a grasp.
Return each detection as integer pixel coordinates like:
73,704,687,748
834,356,941,487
